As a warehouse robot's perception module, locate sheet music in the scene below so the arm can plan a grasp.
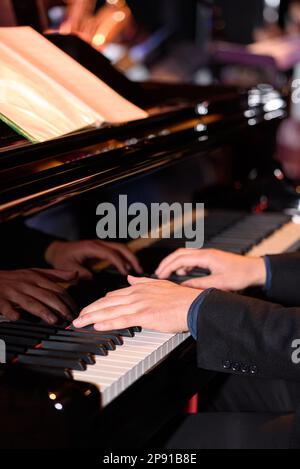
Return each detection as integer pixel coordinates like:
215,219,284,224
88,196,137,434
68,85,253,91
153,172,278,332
0,42,101,142
0,27,148,142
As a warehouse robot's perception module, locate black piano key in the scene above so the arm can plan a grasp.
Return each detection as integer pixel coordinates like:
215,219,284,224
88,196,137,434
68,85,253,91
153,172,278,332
40,340,108,356
168,274,195,284
218,232,265,240
111,329,135,338
14,364,72,379
6,345,27,354
172,266,229,283
226,247,248,254
26,348,96,365
93,333,123,346
78,325,135,338
0,322,57,335
16,319,70,330
0,335,39,348
6,352,17,362
206,239,252,249
17,354,87,371
58,329,124,346
131,327,142,333
204,243,245,254
0,327,48,340
220,239,259,247
47,334,116,351
55,331,117,350
188,268,210,277
53,322,72,330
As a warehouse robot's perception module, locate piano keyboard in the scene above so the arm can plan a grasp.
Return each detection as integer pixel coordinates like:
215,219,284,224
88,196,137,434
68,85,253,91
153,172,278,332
247,219,300,257
1,211,300,408
72,330,190,407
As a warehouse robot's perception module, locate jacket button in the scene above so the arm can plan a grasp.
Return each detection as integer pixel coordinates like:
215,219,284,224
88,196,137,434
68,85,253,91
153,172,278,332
232,362,241,372
241,364,250,374
223,360,231,370
250,365,258,375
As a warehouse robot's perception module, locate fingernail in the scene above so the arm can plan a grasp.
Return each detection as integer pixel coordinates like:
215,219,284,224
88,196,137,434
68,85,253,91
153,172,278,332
73,319,81,327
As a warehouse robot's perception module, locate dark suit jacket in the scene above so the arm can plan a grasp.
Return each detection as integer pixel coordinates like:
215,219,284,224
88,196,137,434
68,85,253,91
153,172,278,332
197,253,300,383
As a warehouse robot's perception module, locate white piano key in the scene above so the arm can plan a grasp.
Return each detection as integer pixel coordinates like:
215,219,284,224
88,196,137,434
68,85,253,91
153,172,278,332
72,331,188,406
247,221,300,257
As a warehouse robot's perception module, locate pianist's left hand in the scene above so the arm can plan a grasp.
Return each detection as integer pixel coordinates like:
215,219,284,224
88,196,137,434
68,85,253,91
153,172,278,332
73,275,202,333
45,240,143,280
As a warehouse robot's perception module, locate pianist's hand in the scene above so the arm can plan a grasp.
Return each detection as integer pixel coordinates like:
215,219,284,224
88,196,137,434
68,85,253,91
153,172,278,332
155,249,267,291
73,276,201,333
0,269,77,324
45,240,143,280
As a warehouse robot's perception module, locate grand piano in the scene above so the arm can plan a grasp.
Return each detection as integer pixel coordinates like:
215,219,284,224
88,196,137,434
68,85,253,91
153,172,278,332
0,35,298,450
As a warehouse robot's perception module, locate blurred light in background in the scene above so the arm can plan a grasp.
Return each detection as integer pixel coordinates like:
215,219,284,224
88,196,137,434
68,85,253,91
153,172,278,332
264,0,281,23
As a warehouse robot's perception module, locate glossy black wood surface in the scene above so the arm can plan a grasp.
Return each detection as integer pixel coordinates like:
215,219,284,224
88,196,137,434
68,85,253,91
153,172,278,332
0,87,286,222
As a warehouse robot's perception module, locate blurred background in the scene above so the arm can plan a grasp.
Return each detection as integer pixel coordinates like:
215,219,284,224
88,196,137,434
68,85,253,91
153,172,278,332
2,0,300,183
2,0,300,85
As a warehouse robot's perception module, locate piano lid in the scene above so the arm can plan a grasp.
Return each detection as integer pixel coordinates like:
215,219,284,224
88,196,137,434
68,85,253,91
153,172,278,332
0,35,287,223
0,85,286,223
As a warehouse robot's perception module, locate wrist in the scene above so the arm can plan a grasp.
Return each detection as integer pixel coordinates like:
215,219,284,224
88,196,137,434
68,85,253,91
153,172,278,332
248,257,267,287
187,288,212,339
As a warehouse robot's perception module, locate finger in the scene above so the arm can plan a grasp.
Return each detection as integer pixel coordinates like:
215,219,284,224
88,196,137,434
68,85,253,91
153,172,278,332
84,244,129,275
17,285,74,321
104,251,129,275
74,305,136,328
56,292,78,317
156,252,202,279
59,262,93,281
80,295,133,316
100,242,143,273
26,273,78,312
32,269,78,283
176,268,189,276
183,275,222,290
79,292,133,317
94,313,143,332
157,255,207,279
38,284,78,316
11,292,58,325
158,252,210,279
80,285,134,316
156,249,194,275
0,301,20,322
127,275,157,286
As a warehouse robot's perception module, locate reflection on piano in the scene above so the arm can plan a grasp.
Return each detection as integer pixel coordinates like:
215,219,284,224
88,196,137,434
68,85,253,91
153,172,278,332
0,35,298,449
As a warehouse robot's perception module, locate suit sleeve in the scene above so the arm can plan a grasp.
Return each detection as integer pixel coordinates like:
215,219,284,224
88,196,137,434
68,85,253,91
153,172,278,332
197,289,300,382
266,253,300,306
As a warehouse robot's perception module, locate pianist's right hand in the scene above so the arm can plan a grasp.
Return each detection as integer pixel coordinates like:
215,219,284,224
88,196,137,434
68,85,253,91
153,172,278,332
0,269,77,324
156,249,267,291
